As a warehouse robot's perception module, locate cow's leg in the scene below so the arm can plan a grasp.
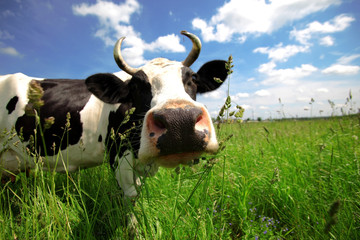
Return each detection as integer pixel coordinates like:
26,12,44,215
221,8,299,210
114,150,141,235
0,149,23,182
115,150,140,198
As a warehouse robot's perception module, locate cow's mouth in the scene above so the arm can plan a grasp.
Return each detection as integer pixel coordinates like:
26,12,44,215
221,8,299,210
154,152,203,168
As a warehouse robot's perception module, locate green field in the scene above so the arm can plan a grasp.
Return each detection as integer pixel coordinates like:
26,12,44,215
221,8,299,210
1,116,359,239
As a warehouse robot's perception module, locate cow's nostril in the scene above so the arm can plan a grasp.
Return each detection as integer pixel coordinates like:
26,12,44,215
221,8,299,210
196,115,203,124
149,113,168,135
153,117,166,130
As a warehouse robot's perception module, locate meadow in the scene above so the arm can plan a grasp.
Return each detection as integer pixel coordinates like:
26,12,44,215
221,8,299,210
0,115,359,239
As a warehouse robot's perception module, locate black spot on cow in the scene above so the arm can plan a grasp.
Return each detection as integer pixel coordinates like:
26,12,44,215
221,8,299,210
85,71,152,167
15,79,91,156
98,134,102,142
6,96,19,114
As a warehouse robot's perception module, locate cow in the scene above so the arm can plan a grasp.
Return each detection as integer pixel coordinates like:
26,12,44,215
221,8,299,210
0,31,227,201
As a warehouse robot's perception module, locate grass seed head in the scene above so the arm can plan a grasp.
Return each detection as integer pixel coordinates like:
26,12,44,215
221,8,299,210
44,117,55,130
25,80,44,116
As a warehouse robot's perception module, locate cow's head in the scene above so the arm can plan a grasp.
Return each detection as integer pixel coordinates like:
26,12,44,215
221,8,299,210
86,31,227,168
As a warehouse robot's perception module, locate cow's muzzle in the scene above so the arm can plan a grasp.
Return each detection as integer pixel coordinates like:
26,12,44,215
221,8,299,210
143,100,214,167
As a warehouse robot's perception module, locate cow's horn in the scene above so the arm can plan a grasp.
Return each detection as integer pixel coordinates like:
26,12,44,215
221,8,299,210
113,37,139,76
181,31,202,67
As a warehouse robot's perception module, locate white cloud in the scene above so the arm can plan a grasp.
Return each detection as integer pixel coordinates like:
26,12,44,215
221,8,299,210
336,54,360,65
290,14,354,45
319,35,334,46
203,89,226,100
259,62,318,85
240,104,252,110
210,110,220,117
0,44,22,57
73,0,185,66
247,77,255,82
0,30,14,40
2,10,15,18
255,89,271,97
258,61,277,74
297,97,310,102
254,43,309,62
320,54,360,76
297,87,304,93
234,92,250,98
317,88,329,93
119,45,146,67
232,92,250,102
73,0,140,27
322,64,360,75
231,93,250,98
146,34,185,53
192,0,340,43
192,18,233,43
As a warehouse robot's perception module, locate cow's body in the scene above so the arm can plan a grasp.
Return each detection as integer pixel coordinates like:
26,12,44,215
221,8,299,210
0,31,227,199
1,73,115,171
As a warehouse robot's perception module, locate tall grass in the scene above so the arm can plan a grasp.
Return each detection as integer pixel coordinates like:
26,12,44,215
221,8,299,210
1,115,359,239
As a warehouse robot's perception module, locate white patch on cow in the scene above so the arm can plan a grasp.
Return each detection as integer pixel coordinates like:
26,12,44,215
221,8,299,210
0,73,43,128
68,95,114,167
145,60,194,108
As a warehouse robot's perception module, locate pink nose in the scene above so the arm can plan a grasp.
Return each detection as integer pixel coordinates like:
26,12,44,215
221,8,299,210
146,104,211,156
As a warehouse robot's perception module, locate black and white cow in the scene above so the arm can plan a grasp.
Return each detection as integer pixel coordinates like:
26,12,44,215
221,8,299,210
0,31,227,199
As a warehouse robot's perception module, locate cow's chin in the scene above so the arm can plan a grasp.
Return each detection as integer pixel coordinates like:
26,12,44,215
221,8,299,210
152,152,202,168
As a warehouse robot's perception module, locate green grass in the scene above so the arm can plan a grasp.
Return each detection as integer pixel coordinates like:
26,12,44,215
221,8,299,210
1,115,359,239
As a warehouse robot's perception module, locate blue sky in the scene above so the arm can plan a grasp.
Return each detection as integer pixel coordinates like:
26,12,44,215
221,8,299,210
1,0,359,119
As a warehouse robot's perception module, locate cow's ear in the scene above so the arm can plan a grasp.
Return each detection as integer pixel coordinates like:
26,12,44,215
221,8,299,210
196,60,228,93
127,71,151,95
85,73,130,104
